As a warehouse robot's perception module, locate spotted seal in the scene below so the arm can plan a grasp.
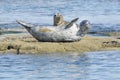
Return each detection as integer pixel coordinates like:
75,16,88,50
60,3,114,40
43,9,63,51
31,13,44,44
16,18,90,42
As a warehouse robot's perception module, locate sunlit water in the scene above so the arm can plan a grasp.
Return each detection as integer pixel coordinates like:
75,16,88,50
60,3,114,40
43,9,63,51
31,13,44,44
0,0,120,32
0,51,120,80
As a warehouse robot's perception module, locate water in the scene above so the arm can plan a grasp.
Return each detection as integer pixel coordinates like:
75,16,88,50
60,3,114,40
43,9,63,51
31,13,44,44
0,0,120,32
0,51,120,80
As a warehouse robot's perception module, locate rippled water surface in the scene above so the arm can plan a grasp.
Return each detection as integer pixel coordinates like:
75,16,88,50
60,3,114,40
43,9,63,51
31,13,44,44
0,51,120,80
0,0,120,32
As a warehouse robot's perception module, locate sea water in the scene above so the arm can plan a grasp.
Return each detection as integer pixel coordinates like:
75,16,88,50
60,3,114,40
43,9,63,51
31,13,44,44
0,0,120,32
0,51,120,80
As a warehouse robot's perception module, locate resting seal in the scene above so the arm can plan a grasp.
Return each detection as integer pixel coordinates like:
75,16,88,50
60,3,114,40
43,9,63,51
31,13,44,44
53,13,68,26
16,18,90,42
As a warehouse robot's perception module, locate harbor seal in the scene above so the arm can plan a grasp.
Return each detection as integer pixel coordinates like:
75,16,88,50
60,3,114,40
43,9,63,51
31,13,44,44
16,18,90,42
53,13,68,26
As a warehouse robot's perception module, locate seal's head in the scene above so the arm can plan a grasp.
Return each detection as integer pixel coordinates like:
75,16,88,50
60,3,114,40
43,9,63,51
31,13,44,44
80,20,90,28
79,20,90,36
54,13,64,26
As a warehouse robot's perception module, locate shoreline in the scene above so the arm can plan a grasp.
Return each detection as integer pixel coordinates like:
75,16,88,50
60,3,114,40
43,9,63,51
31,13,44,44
0,33,120,54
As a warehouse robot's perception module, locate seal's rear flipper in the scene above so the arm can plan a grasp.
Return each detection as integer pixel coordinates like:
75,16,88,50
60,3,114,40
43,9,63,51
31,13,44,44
16,20,33,29
64,18,79,29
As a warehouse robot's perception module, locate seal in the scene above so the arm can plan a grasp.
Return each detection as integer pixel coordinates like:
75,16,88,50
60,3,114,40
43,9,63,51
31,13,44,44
16,18,90,42
53,13,68,26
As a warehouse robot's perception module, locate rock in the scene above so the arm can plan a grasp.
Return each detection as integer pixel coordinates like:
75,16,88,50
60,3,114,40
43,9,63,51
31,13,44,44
102,41,120,47
111,41,118,44
7,45,14,50
7,45,21,54
117,37,120,39
0,35,120,54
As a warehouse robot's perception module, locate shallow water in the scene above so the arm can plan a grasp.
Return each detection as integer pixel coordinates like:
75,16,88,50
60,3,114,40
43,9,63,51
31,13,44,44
0,0,120,32
0,51,120,80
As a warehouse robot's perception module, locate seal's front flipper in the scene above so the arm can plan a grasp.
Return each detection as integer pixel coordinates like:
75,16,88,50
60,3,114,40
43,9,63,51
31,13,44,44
64,18,79,29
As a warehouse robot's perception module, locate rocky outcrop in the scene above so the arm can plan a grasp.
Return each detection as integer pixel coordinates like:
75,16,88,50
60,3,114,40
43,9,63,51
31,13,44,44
0,34,120,54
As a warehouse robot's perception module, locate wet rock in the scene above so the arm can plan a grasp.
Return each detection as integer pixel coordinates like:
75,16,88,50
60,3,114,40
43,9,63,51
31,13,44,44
117,37,120,39
111,41,118,44
102,41,120,47
7,45,14,50
7,45,21,54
